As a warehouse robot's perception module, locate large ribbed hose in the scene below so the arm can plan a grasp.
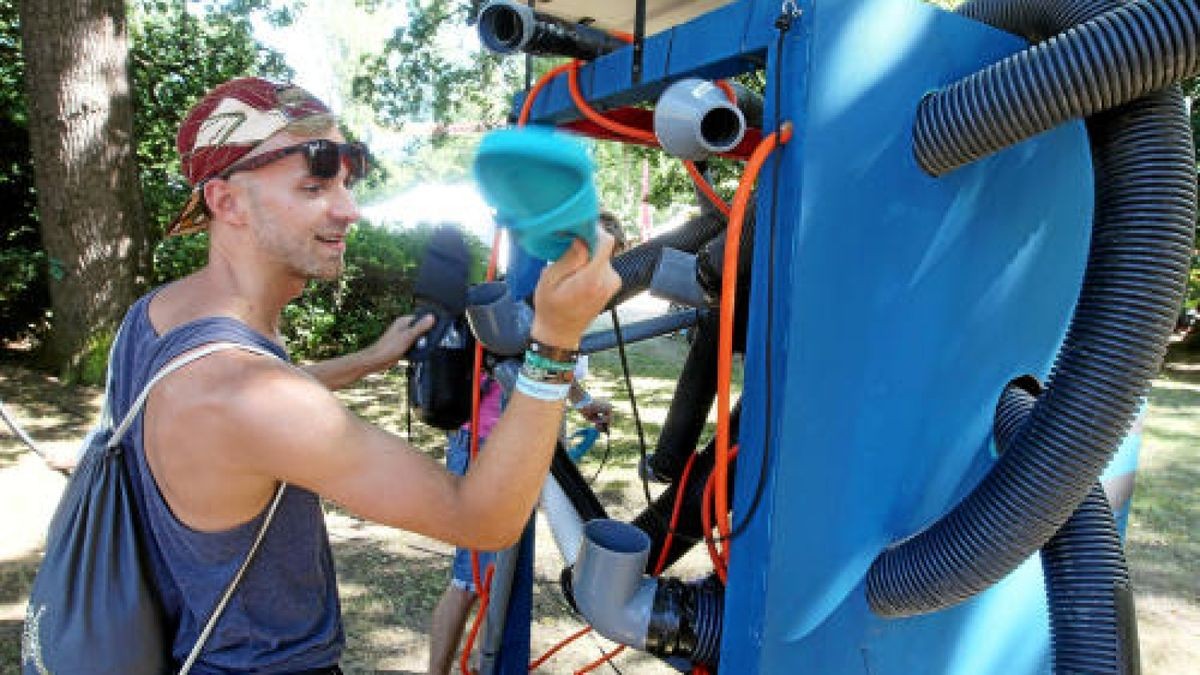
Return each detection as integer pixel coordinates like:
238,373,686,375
867,0,1197,618
914,0,1200,176
992,377,1042,450
956,0,1117,40
996,382,1140,674
1043,483,1140,674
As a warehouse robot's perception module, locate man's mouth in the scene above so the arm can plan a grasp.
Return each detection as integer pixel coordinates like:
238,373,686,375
315,233,345,248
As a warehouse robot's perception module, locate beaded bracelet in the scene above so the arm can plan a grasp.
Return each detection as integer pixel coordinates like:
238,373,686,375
521,362,575,385
527,338,579,365
515,372,571,401
521,339,579,385
524,351,576,373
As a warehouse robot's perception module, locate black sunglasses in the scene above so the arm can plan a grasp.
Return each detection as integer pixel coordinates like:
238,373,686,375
219,139,371,186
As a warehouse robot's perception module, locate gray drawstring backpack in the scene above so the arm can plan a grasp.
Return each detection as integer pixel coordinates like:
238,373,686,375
21,338,285,675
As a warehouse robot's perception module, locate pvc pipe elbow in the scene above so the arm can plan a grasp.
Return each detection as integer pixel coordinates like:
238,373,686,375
571,519,657,649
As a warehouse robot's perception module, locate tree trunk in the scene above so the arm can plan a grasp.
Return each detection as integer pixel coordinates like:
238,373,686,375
19,0,149,379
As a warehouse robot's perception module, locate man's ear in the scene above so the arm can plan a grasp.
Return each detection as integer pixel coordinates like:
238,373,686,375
203,178,249,227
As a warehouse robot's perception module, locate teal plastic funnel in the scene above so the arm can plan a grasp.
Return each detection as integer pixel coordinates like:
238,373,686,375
473,127,598,261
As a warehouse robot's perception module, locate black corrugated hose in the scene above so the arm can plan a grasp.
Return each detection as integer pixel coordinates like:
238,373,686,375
996,380,1140,673
644,310,721,482
634,404,741,574
867,0,1198,643
608,209,728,307
915,0,1200,177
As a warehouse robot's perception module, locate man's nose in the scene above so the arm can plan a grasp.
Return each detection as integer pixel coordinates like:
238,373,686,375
331,183,361,224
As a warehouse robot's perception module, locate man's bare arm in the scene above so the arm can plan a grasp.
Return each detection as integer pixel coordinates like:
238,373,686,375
301,314,434,390
224,233,620,549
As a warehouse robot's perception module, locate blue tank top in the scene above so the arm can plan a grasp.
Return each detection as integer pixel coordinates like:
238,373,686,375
109,291,344,673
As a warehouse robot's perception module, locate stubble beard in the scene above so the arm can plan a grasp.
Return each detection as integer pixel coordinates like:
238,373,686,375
247,187,345,281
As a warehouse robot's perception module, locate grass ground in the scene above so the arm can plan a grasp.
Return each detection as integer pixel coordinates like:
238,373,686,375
0,336,1195,673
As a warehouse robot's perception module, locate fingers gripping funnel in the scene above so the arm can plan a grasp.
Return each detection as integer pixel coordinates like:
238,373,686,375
654,78,747,160
473,127,598,261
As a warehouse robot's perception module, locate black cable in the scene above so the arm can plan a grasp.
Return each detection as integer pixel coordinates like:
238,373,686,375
589,430,612,485
710,8,793,548
609,307,655,513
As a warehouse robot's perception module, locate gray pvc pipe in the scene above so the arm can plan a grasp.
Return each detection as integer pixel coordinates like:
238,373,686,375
538,474,586,567
572,519,657,650
477,544,521,675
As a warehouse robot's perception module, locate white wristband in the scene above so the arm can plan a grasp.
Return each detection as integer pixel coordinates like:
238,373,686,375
516,373,571,402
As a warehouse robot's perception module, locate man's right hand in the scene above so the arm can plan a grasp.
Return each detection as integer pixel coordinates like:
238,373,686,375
529,229,621,349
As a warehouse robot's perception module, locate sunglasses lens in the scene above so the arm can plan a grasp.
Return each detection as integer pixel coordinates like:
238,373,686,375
307,141,341,179
343,143,369,185
302,141,370,184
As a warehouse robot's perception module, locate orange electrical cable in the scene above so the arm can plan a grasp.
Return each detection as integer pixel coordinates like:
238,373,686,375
518,61,576,127
701,468,726,582
683,160,731,217
526,60,734,223
460,564,496,675
529,625,593,670
653,450,701,575
703,445,739,582
608,29,635,44
713,125,793,568
462,230,503,671
715,79,736,104
467,230,504,592
567,65,731,218
566,62,657,144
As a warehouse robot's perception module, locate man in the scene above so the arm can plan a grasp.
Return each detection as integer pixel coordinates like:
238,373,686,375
111,77,619,673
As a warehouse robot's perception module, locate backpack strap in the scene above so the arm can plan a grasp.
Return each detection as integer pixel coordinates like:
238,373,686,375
105,340,287,674
107,341,279,448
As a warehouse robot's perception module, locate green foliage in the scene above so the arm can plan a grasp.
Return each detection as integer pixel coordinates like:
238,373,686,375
130,0,292,236
151,232,211,285
77,329,116,386
354,0,513,128
283,222,488,360
0,0,291,352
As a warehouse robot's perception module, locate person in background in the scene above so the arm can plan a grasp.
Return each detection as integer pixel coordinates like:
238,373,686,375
426,212,629,674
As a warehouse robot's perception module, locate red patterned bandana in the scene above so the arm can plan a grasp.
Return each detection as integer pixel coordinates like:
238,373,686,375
167,77,333,236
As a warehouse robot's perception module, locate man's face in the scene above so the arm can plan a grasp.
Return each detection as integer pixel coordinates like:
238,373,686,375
229,130,362,281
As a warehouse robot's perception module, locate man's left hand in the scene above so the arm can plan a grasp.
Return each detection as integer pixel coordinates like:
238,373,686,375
370,313,436,370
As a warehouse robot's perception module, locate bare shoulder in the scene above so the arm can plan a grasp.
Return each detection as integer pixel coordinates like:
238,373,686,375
149,349,351,477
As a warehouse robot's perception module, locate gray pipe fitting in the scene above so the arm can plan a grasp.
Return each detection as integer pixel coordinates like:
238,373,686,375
572,519,657,649
476,0,536,55
465,281,532,356
654,78,746,160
